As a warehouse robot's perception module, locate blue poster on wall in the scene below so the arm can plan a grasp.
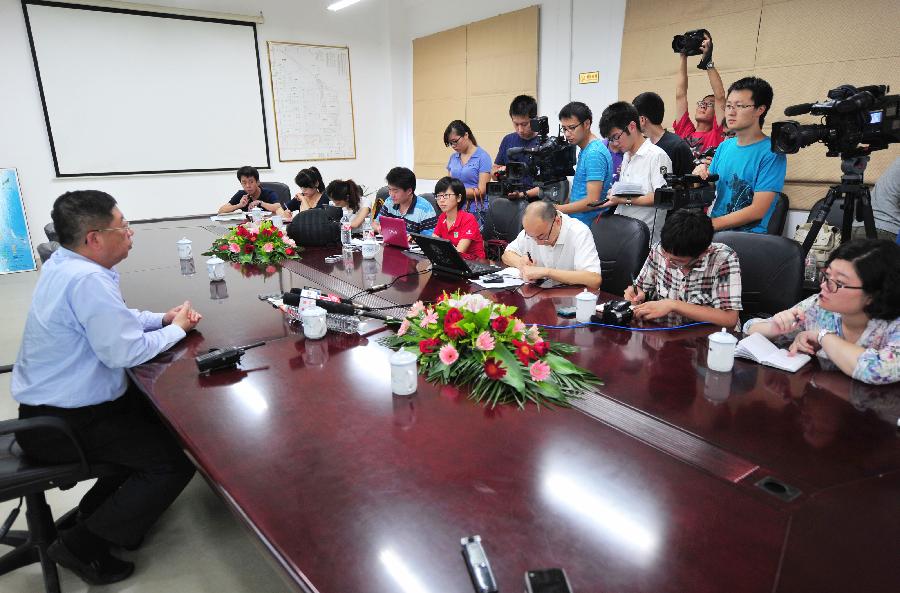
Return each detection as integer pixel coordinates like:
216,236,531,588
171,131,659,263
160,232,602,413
0,169,37,274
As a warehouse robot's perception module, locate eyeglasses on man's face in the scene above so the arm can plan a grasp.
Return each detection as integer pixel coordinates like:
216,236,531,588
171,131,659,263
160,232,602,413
561,122,584,132
608,129,627,144
532,216,558,242
696,100,714,109
91,221,132,234
724,103,756,112
820,269,864,293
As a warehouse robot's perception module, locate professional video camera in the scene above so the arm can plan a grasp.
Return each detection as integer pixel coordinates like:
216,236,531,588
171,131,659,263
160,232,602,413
653,167,718,211
671,29,708,56
771,84,900,157
486,161,527,199
500,115,577,204
692,146,717,167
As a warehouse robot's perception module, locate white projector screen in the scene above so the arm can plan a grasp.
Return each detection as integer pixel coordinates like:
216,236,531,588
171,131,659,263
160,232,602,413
23,1,270,176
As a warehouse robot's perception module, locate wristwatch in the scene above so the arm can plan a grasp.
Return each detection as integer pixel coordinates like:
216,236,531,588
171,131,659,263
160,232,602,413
817,328,836,345
625,198,633,207
705,61,716,70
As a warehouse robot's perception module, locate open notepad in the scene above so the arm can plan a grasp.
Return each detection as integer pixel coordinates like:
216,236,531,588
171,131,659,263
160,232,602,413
735,333,811,372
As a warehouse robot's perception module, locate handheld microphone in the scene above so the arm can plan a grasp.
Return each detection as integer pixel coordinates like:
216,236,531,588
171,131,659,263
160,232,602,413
314,298,391,321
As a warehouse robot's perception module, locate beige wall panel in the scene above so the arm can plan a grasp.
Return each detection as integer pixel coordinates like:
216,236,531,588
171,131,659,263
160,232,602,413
466,6,539,57
467,56,537,97
413,27,466,101
620,10,761,81
757,0,900,68
625,0,762,32
414,97,466,168
416,164,451,180
782,182,832,211
467,94,519,160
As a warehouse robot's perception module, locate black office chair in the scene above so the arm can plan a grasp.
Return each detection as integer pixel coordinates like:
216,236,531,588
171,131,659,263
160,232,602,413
482,198,523,260
0,367,123,593
419,192,438,214
591,214,651,296
766,192,790,236
43,223,57,243
260,182,292,208
807,196,845,227
36,242,59,264
713,231,803,320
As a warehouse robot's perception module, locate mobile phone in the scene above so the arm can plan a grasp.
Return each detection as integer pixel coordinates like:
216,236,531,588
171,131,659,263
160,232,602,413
556,306,576,318
481,274,504,284
525,568,573,593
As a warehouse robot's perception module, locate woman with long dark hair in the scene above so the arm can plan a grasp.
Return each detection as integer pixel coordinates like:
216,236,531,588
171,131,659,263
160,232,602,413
325,179,371,229
278,167,328,221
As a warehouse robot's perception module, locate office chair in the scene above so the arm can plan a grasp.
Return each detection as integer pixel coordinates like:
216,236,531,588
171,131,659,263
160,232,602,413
43,224,57,243
259,182,292,208
713,231,803,320
591,214,650,296
419,192,438,214
807,196,845,228
766,192,790,236
482,198,523,260
36,242,59,264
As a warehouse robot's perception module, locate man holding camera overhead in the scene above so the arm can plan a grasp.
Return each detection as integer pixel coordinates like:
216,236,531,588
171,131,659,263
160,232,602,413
673,30,726,157
695,77,787,233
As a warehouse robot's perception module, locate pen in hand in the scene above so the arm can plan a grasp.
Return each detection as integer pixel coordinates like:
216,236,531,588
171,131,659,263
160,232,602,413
527,251,534,265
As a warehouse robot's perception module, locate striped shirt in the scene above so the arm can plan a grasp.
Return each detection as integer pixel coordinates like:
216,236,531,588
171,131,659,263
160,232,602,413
377,195,438,236
636,242,743,312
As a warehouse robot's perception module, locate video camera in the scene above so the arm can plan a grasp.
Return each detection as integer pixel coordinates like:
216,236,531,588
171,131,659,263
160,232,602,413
486,161,527,199
771,84,900,157
671,29,709,56
486,115,576,204
653,167,718,211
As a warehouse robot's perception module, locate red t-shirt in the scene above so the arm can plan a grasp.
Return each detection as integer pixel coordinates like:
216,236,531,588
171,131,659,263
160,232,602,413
673,111,724,155
433,210,486,260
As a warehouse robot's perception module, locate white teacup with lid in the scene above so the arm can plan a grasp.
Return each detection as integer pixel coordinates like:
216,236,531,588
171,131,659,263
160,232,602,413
707,328,738,372
575,289,597,323
176,237,193,259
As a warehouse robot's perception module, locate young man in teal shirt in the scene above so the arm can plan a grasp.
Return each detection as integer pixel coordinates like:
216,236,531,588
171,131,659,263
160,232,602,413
554,101,613,227
695,77,787,233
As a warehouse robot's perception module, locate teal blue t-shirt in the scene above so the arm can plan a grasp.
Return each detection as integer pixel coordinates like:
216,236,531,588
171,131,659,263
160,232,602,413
569,139,613,226
708,136,787,233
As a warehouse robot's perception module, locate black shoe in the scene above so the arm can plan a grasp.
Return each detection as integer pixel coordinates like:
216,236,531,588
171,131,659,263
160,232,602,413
122,535,144,552
47,538,135,585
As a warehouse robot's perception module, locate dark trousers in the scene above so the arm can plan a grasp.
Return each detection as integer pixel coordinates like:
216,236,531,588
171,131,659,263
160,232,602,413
17,383,195,547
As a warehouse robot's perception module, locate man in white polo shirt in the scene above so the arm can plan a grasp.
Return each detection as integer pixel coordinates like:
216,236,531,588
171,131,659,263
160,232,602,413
501,200,602,289
600,101,673,243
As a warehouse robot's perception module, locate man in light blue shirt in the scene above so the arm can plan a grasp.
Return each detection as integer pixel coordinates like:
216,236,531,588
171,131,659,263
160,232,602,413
12,190,200,585
554,101,613,227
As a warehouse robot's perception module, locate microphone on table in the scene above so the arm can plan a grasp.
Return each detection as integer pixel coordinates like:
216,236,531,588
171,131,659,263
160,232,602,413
288,288,374,310
282,292,392,321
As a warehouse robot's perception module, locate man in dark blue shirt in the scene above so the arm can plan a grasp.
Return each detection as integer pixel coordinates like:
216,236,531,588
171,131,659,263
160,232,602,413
218,166,280,214
493,95,541,206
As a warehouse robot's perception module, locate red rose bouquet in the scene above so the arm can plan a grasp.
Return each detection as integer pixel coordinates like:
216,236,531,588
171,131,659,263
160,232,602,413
203,220,301,265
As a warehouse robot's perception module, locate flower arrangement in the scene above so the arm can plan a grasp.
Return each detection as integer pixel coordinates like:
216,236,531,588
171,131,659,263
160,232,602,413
383,290,601,408
202,220,301,265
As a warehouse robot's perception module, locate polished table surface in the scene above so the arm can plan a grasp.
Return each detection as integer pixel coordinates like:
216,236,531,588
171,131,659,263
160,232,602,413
124,218,900,593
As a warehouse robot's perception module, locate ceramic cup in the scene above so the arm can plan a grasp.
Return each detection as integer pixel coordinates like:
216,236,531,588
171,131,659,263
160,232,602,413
176,237,193,259
390,349,418,396
575,289,598,323
707,328,738,372
206,256,225,280
301,306,327,339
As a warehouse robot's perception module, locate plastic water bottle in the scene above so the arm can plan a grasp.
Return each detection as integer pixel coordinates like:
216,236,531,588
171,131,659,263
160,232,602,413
804,252,818,283
326,313,360,334
361,216,373,241
340,212,352,246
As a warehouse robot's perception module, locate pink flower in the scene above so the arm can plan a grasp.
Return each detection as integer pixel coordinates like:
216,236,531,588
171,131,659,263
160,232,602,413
475,331,495,351
529,360,551,382
420,309,438,328
398,319,410,336
439,344,459,366
263,242,274,253
513,319,526,335
527,324,541,342
229,243,241,253
407,301,426,318
284,237,297,247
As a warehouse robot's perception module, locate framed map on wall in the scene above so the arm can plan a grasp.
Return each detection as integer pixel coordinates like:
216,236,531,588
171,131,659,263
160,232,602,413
0,169,37,274
267,42,357,161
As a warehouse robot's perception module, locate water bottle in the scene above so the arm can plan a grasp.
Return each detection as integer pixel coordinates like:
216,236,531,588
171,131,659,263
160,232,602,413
340,212,352,246
361,216,373,241
326,313,360,334
804,252,818,283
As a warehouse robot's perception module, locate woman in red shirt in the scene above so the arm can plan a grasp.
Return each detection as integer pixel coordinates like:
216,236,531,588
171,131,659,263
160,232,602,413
432,176,486,260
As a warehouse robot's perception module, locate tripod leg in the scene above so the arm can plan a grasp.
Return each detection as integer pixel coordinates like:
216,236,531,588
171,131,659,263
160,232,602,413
840,188,855,243
802,187,838,257
860,186,878,240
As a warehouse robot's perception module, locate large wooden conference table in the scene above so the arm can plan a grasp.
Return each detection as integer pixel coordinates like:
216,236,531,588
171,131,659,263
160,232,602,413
124,217,899,593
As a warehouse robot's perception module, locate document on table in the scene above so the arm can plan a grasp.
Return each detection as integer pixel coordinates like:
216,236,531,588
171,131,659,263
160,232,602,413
471,267,525,289
735,333,811,372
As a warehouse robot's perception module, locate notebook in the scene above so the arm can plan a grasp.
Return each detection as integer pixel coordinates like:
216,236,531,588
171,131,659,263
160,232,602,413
410,233,502,279
734,333,811,373
608,181,645,197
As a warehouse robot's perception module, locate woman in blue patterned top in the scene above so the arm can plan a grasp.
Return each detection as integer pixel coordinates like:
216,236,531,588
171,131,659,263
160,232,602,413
444,120,492,214
744,239,900,385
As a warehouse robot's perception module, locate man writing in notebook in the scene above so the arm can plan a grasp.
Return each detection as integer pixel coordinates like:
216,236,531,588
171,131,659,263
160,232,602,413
502,200,602,289
625,209,742,327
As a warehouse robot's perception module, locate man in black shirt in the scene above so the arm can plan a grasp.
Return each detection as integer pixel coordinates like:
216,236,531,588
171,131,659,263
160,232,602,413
633,92,695,176
217,166,280,214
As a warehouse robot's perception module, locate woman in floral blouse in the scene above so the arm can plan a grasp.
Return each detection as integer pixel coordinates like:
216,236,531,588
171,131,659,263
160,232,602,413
744,239,899,385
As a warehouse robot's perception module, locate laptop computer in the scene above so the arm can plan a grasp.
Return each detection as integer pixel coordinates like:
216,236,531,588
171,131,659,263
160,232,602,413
410,233,502,279
380,216,410,249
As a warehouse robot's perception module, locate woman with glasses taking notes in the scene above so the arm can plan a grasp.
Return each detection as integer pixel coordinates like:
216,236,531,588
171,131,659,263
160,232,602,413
444,120,492,215
744,239,900,385
431,176,485,260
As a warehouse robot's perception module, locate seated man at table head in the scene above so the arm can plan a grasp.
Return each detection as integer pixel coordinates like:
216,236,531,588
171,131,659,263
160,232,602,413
625,209,742,328
745,239,900,385
501,200,602,289
372,166,437,236
218,165,281,214
432,176,486,260
11,190,200,584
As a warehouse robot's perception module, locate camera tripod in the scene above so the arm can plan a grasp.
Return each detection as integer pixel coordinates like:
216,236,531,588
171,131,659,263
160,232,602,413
801,154,878,258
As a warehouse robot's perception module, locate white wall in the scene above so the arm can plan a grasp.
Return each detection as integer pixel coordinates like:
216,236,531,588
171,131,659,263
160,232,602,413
389,0,627,191
0,0,396,241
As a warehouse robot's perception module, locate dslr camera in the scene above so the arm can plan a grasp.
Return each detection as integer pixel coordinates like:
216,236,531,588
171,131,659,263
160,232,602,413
671,29,709,56
653,166,718,211
591,300,634,326
771,84,900,157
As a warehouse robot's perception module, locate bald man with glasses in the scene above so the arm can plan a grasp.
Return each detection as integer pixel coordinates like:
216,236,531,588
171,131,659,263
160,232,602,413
501,200,602,289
